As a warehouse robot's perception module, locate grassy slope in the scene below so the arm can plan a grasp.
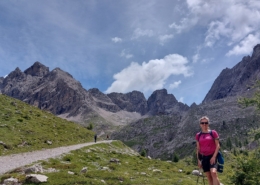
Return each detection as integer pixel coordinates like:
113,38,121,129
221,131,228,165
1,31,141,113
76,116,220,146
0,94,94,155
1,140,237,185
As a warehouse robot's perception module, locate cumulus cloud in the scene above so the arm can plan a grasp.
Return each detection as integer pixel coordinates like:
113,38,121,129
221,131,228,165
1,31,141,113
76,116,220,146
169,80,181,89
105,54,192,94
120,49,133,59
226,33,260,56
111,37,122,43
170,0,260,48
132,28,154,39
159,34,174,45
203,1,260,47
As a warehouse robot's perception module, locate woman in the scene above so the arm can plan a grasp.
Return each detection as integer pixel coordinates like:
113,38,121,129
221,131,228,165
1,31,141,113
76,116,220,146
196,116,220,185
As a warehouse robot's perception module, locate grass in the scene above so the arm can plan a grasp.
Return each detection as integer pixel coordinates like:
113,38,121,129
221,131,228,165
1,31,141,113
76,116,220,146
0,94,94,155
0,141,211,185
0,140,241,185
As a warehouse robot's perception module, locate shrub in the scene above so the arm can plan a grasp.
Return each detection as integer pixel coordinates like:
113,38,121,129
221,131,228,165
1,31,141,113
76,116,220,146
87,123,93,130
230,149,260,185
140,149,146,157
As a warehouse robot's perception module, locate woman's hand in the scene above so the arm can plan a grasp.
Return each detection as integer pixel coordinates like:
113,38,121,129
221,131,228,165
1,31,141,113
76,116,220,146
210,156,216,165
198,160,202,168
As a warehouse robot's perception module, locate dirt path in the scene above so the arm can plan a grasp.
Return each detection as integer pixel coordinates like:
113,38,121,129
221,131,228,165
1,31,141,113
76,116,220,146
0,140,112,175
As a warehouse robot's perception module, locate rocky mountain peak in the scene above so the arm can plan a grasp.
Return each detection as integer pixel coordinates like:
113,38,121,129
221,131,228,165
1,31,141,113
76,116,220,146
203,43,260,103
7,67,23,78
89,88,113,103
148,89,177,102
24,61,49,77
107,91,147,115
2,67,26,88
51,67,73,78
252,44,260,59
45,67,83,90
147,89,186,115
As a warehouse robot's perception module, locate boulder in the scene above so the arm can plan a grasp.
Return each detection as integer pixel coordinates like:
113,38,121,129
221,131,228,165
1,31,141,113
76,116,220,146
26,174,48,183
3,177,19,185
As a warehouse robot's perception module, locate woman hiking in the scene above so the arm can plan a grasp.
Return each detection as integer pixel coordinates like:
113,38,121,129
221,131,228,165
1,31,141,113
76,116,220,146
196,116,220,185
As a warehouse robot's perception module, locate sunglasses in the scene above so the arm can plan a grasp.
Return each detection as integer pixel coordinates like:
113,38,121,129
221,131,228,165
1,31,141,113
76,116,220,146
200,122,209,125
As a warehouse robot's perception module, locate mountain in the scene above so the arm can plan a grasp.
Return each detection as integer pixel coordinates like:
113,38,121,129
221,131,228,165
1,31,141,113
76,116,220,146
146,89,189,115
0,62,188,137
203,44,260,102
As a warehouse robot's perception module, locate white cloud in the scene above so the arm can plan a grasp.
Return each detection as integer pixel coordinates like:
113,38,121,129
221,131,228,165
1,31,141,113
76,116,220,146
226,33,260,56
169,17,197,33
204,20,231,47
120,49,133,59
111,37,122,43
169,80,181,89
203,1,260,47
159,34,174,45
132,28,154,39
105,54,192,94
170,0,260,48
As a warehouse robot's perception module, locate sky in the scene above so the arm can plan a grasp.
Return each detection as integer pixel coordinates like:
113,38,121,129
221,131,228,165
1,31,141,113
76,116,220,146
0,0,260,106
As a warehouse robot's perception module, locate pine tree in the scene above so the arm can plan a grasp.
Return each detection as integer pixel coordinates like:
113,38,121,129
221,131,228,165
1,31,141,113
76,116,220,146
226,137,232,150
172,152,179,163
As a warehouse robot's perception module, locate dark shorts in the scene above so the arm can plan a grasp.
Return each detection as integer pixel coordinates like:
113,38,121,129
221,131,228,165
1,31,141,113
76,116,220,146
201,154,218,172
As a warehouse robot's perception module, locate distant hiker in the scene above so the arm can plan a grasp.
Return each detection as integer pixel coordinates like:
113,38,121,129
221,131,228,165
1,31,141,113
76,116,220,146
94,134,97,143
106,135,109,140
196,116,220,185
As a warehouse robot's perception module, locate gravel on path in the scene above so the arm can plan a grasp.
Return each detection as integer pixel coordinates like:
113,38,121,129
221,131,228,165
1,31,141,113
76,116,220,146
0,140,112,175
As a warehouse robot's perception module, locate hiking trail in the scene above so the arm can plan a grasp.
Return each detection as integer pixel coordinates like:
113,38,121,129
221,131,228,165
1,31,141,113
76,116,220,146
0,140,112,175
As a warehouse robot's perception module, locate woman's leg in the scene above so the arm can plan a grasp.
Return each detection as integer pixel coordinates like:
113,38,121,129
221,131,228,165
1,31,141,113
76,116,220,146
210,168,220,185
205,172,213,185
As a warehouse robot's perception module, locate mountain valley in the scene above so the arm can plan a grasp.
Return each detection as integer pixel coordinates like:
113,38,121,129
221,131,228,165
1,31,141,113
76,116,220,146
1,44,260,160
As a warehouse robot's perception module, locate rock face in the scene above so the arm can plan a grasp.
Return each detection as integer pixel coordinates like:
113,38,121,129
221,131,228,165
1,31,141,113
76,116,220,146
203,44,260,103
147,89,189,115
107,89,189,116
88,88,121,113
0,62,90,117
24,61,49,77
107,91,148,115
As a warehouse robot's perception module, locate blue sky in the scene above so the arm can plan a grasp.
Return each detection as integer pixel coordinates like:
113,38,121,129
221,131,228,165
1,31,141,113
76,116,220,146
0,0,260,106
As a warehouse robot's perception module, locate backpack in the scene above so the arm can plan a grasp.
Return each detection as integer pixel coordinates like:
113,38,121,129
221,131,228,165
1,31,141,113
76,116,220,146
198,130,224,173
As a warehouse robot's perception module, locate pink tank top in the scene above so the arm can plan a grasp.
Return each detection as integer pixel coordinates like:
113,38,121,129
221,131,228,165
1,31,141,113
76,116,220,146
195,130,219,156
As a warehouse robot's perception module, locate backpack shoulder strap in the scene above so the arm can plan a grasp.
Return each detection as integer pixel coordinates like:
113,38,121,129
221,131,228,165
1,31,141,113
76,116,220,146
209,130,214,139
198,131,202,141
